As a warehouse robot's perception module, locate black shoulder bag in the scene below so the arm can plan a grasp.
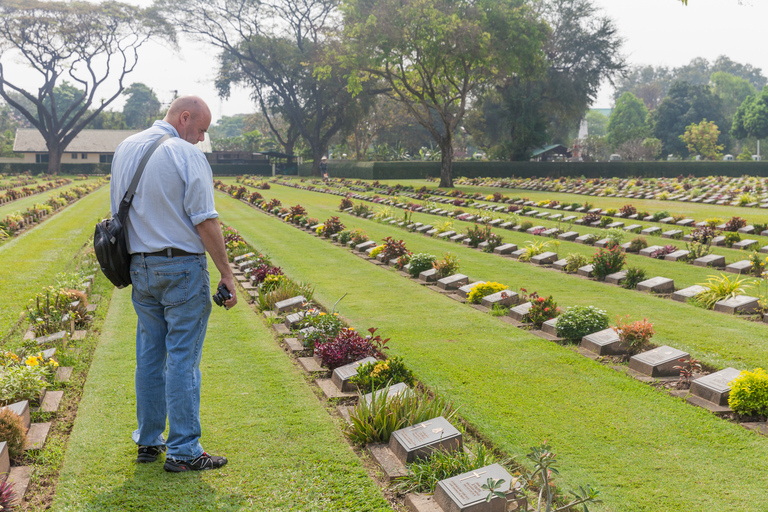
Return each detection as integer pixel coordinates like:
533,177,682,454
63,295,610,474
94,134,170,288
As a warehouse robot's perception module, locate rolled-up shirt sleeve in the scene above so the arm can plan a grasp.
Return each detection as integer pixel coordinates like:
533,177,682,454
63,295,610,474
183,150,219,226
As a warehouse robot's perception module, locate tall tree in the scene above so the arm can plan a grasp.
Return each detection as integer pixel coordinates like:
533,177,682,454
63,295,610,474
0,1,172,174
612,65,673,110
711,71,756,125
160,0,368,174
122,83,161,129
607,92,649,148
731,88,768,141
680,119,724,160
342,0,548,186
649,81,728,156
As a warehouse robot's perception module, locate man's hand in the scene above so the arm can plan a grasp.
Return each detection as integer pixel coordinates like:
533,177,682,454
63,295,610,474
196,218,238,309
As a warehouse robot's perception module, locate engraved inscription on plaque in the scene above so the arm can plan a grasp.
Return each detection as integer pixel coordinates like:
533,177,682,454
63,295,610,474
389,416,462,464
434,463,513,512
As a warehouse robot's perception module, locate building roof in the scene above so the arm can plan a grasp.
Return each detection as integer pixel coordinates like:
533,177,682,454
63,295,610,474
13,128,212,154
530,144,569,158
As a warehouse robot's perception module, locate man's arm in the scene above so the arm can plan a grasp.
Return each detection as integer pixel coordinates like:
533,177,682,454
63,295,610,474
196,218,237,308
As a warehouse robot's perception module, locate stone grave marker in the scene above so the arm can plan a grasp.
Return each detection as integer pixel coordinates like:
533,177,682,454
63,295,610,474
481,290,519,308
477,241,489,251
458,281,484,299
733,239,758,250
434,463,517,512
355,241,377,252
606,222,624,229
274,295,306,314
541,317,559,336
552,258,568,271
636,277,674,294
581,328,626,356
623,224,642,232
509,302,532,322
493,243,518,255
710,236,725,246
233,252,254,263
594,238,611,248
531,251,558,265
725,260,752,274
541,228,559,237
690,367,741,406
671,285,706,302
558,231,579,241
714,295,760,315
450,234,466,242
284,311,306,329
331,356,378,392
510,249,526,259
415,224,433,233
419,268,439,282
577,264,594,277
639,245,664,257
574,234,593,244
426,228,439,236
438,230,456,239
664,250,690,262
389,416,463,464
661,230,683,239
738,226,755,234
629,345,690,377
526,225,545,234
363,382,409,406
641,227,661,236
660,217,675,224
437,274,469,290
694,254,725,268
562,215,577,222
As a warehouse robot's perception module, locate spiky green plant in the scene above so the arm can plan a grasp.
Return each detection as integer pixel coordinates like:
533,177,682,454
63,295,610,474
694,274,756,310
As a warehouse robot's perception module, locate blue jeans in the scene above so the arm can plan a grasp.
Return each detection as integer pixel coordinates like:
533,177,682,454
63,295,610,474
129,253,211,461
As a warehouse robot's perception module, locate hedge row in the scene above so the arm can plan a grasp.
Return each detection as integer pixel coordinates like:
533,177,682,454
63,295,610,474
298,160,768,180
0,162,293,177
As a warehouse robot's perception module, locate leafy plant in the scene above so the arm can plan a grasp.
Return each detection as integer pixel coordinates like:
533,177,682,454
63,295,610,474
651,210,670,222
433,253,460,278
346,385,456,445
483,232,504,252
690,226,716,243
724,216,747,232
613,316,654,353
0,408,27,458
464,223,491,248
0,363,49,406
673,358,702,390
339,196,354,210
591,246,625,280
622,267,647,290
555,306,609,343
299,310,345,350
380,237,409,261
619,204,636,216
314,328,377,370
394,443,511,494
521,291,558,328
369,245,386,259
350,356,414,393
581,212,600,224
408,253,437,277
256,279,314,312
563,253,588,274
320,216,345,237
627,236,648,253
338,229,352,245
723,231,741,248
748,251,767,277
352,202,371,216
598,216,613,228
0,479,15,511
467,282,509,304
649,245,677,259
604,227,625,248
704,217,724,228
519,240,558,262
728,368,768,417
693,274,755,310
684,241,711,260
519,220,534,232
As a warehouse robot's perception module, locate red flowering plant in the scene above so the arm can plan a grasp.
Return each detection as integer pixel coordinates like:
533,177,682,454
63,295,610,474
288,204,307,223
248,191,263,204
314,328,378,370
339,196,354,210
320,216,345,238
381,237,409,261
393,253,412,270
250,264,283,284
519,289,560,328
264,198,281,211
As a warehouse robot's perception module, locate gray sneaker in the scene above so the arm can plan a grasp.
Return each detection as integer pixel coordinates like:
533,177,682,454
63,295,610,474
137,445,166,463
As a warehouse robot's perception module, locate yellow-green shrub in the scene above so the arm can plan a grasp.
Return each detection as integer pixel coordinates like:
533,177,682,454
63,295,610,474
467,282,508,304
369,245,386,258
729,368,768,417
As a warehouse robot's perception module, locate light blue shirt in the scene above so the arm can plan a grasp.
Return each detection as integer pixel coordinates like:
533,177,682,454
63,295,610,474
110,120,217,254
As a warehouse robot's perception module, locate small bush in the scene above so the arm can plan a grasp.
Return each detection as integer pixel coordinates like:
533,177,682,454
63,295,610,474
564,253,588,273
321,216,345,237
381,237,409,261
581,213,600,224
724,232,741,248
556,306,610,343
350,356,415,393
464,224,491,248
705,217,724,228
724,216,747,232
408,253,437,277
622,267,647,290
690,226,716,244
728,368,768,417
613,316,654,353
651,210,670,222
299,311,345,350
627,236,648,253
619,204,636,216
604,227,624,248
369,245,386,259
467,282,509,304
337,230,352,245
0,408,27,458
519,220,534,232
598,216,613,228
591,246,626,281
693,274,754,310
350,228,369,245
483,232,504,252
519,240,558,262
649,245,677,259
433,253,460,278
314,329,377,370
339,197,354,210
521,291,559,328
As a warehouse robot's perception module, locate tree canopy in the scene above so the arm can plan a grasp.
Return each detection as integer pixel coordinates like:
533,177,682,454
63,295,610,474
122,83,161,129
731,88,768,141
0,0,172,173
341,0,548,186
607,92,649,148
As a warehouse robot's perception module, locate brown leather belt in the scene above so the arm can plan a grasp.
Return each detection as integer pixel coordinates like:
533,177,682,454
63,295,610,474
141,249,204,258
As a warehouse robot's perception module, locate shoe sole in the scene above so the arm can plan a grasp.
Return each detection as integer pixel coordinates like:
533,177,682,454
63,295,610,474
137,455,158,463
163,459,228,472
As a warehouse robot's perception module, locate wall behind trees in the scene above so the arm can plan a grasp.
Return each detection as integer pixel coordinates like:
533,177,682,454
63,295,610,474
299,160,768,180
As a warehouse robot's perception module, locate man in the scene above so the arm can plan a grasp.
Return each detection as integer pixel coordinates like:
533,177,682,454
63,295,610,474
320,156,329,180
110,96,237,472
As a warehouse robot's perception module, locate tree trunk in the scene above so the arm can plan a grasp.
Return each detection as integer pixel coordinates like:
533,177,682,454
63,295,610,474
311,146,326,176
438,135,453,188
46,144,63,175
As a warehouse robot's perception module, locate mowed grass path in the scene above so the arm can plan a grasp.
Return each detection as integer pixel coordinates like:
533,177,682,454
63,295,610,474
0,186,109,337
239,182,768,371
52,277,393,512
0,177,103,219
219,193,768,511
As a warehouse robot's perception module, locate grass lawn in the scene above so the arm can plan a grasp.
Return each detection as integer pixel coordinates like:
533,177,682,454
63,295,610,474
0,177,103,219
52,269,393,512
217,192,768,511
229,181,768,371
0,186,109,338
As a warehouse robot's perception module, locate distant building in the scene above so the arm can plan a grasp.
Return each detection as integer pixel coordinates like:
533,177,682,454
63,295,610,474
13,128,211,163
530,144,572,162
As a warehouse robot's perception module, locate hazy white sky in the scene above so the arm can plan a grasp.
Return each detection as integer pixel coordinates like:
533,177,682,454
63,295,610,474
1,0,765,122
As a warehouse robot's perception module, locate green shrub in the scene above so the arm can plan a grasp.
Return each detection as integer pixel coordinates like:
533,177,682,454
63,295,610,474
627,236,648,253
693,274,754,310
723,231,741,248
0,408,27,458
591,246,626,281
350,356,415,393
555,306,610,343
520,220,534,232
337,229,352,245
729,368,768,417
408,253,437,277
369,245,386,259
622,267,647,290
564,253,588,273
433,253,460,278
467,282,508,304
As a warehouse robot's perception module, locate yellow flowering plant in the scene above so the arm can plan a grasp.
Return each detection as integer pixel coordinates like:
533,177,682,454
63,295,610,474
350,356,414,393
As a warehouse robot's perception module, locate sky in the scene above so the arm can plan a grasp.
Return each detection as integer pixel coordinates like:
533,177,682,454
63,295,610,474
1,0,766,123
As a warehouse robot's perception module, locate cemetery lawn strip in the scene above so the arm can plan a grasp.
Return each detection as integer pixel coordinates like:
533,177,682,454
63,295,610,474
220,193,768,511
246,183,768,370
0,177,102,219
51,265,394,512
0,186,110,338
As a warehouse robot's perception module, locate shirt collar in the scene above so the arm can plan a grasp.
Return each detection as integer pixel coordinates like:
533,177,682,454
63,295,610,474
152,120,180,138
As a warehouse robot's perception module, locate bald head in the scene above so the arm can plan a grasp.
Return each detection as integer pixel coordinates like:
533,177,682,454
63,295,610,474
164,95,212,145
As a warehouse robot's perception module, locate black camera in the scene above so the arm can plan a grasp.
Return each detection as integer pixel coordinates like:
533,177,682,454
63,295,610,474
212,284,232,307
